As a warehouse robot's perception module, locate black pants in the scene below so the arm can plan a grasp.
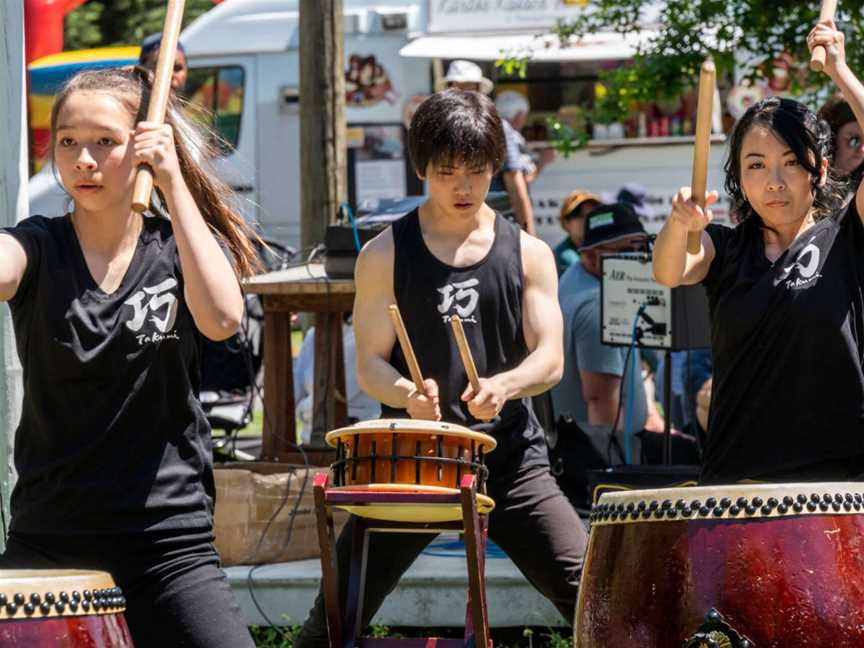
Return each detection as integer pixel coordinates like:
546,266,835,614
0,528,254,648
294,463,588,647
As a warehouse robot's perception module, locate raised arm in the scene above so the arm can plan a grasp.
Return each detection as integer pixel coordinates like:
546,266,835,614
0,234,28,303
352,229,440,419
134,121,243,341
653,187,718,287
808,19,864,218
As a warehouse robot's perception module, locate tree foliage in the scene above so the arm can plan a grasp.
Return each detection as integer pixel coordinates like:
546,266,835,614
65,0,216,50
549,0,864,123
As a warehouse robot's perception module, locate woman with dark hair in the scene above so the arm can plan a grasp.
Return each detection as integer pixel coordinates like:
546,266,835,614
653,19,864,484
0,66,258,646
819,93,864,183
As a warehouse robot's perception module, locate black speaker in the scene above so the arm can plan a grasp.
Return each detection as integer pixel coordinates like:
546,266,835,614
323,223,386,279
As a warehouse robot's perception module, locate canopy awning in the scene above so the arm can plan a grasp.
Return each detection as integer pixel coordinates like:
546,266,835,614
399,31,654,63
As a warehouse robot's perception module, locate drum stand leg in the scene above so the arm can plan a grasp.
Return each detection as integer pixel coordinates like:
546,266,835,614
314,472,493,647
314,473,344,648
461,475,491,648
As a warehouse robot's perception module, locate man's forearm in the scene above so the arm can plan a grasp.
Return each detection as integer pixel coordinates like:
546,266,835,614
357,355,416,409
491,347,562,400
587,397,619,428
504,172,537,236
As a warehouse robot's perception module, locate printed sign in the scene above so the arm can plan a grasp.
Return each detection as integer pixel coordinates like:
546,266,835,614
346,54,399,107
427,0,588,34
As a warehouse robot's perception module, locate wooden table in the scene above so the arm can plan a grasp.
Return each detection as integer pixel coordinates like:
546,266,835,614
245,264,355,460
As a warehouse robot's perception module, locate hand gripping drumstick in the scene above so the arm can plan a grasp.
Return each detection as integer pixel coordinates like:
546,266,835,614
450,316,481,395
450,315,495,423
131,0,186,213
810,0,839,72
687,60,716,255
387,304,426,393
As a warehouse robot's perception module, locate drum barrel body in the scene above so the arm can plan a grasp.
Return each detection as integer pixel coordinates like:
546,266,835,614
0,614,133,647
576,487,864,646
337,431,481,489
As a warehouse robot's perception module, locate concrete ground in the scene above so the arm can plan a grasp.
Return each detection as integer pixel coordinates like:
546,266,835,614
226,533,565,629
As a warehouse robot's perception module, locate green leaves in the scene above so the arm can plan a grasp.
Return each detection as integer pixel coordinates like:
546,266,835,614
64,0,216,51
552,0,864,123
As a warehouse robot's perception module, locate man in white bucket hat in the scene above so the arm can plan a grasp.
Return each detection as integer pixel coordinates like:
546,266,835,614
436,59,494,94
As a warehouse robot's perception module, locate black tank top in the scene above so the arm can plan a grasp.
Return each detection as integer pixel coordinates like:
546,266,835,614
382,209,548,474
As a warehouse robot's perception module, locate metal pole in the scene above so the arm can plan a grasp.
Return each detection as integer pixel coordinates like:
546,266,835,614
664,349,672,465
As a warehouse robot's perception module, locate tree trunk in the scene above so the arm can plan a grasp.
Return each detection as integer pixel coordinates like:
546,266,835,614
299,0,346,252
0,0,27,549
300,0,347,448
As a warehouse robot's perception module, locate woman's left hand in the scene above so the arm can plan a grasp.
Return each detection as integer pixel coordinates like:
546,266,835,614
133,122,183,190
808,19,846,77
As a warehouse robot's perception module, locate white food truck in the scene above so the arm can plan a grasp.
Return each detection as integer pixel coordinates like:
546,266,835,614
30,0,731,249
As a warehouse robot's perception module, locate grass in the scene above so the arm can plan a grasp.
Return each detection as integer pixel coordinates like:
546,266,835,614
249,625,573,647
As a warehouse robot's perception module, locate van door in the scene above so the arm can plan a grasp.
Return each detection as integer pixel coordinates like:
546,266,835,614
185,55,259,227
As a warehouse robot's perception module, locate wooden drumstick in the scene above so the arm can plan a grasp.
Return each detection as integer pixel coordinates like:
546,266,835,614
387,304,425,392
810,0,838,72
131,0,186,213
450,316,481,395
688,59,716,255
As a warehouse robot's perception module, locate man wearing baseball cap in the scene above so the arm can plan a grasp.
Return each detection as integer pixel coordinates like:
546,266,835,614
553,190,602,275
552,203,659,444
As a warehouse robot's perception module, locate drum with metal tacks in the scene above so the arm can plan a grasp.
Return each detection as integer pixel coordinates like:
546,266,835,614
575,482,864,647
0,569,133,647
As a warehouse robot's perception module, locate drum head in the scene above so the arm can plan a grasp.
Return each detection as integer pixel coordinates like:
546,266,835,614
325,418,497,451
329,484,495,522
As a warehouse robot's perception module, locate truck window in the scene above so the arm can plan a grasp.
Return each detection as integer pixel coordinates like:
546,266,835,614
186,65,245,154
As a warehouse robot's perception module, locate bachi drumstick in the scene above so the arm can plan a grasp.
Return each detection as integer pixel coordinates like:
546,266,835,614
688,59,716,255
131,0,186,213
810,0,839,72
450,316,481,395
388,304,425,392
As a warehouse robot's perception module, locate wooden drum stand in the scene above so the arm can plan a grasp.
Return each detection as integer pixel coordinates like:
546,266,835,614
313,418,497,648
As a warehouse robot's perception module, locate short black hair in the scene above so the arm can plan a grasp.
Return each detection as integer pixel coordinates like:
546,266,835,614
408,89,505,176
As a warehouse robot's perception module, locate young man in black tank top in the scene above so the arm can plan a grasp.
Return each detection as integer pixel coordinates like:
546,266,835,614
295,90,588,646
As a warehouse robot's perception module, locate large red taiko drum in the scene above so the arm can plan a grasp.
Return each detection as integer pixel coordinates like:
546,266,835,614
575,483,864,647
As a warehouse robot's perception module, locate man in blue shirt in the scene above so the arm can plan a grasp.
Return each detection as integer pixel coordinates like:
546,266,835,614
552,203,658,456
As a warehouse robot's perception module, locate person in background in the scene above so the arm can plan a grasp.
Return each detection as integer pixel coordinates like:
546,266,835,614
293,316,381,443
436,59,494,94
553,190,601,276
552,203,666,444
819,93,864,184
490,91,555,236
139,32,189,94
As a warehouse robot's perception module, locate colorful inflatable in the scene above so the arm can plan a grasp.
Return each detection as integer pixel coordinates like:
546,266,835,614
29,47,139,170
